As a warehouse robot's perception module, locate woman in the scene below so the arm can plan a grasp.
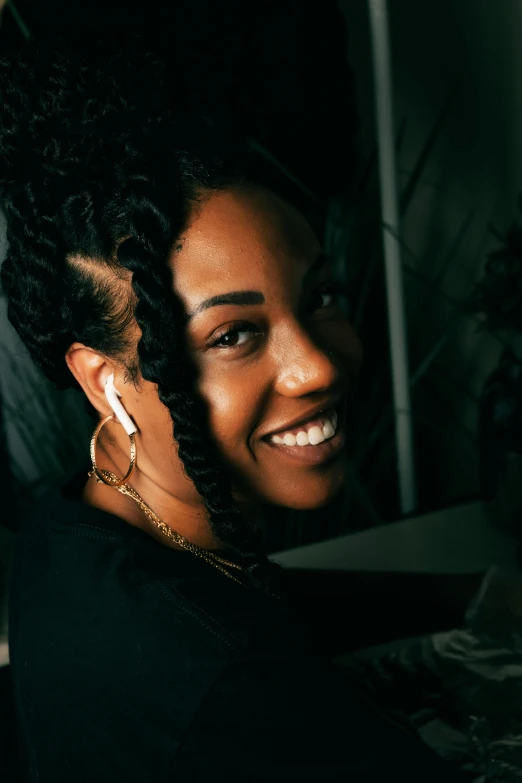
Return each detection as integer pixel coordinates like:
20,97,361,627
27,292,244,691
1,41,465,781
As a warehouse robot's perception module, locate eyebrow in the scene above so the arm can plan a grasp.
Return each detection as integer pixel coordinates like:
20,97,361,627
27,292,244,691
187,253,330,320
187,290,265,320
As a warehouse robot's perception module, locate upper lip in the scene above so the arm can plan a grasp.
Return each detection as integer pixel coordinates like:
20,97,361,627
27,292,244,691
263,395,344,439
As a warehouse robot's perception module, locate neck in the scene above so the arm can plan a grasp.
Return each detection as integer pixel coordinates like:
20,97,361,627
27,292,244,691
83,446,220,552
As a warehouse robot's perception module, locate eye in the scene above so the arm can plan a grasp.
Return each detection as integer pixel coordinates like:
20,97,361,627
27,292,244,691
308,281,349,316
209,320,261,349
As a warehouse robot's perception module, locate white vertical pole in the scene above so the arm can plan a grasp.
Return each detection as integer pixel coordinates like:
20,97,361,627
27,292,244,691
368,0,417,513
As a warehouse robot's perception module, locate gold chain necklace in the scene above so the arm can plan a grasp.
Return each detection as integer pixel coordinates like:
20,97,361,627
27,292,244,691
90,469,246,586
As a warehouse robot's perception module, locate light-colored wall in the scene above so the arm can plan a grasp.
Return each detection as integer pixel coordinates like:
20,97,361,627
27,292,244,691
273,500,514,572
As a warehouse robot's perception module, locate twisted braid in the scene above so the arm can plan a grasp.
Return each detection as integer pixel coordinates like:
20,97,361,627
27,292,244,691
2,183,72,387
115,169,278,588
0,40,281,592
2,176,136,389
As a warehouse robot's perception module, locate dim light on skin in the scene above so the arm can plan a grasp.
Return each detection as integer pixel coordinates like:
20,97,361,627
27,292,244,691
67,185,363,550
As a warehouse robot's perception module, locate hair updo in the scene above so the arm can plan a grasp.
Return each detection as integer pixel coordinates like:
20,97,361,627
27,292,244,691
0,39,281,592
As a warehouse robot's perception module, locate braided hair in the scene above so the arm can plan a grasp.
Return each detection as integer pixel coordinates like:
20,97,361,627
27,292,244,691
0,40,281,592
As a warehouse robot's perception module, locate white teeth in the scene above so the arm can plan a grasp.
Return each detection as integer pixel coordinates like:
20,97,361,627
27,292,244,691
322,419,335,439
308,425,325,445
270,410,339,446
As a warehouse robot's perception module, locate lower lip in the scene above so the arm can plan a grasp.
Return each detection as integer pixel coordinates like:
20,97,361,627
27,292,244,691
263,427,346,466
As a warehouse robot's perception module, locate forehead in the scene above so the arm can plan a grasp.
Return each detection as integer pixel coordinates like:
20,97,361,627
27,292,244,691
170,186,320,308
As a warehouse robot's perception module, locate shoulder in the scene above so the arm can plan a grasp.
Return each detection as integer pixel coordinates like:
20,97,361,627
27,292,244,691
8,486,261,722
9,487,268,779
10,488,249,662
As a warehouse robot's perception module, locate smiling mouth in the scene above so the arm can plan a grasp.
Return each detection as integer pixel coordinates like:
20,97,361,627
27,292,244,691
263,403,346,466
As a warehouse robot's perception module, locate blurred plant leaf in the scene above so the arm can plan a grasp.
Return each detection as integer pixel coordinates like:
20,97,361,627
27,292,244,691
467,217,522,333
6,0,30,39
247,137,320,205
399,89,456,216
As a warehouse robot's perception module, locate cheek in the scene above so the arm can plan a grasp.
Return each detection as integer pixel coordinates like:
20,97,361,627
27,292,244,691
198,368,264,457
137,387,177,457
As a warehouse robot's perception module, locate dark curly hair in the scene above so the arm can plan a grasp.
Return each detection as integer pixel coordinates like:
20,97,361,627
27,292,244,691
0,39,282,592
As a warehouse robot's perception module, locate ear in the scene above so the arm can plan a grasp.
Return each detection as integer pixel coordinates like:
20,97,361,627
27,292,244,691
65,343,117,417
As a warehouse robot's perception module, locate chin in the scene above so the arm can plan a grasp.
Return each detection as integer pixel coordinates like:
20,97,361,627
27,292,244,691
232,452,348,509
282,482,345,511
261,457,348,511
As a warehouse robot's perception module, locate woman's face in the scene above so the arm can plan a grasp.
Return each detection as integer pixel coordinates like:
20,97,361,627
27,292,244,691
111,185,362,513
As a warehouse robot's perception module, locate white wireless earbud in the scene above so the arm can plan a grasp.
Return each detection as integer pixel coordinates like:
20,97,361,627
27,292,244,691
104,373,137,436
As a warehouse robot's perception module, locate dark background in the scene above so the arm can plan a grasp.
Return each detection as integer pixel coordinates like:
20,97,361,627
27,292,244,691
0,0,359,197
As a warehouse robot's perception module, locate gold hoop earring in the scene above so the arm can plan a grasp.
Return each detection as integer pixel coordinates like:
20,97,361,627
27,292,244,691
89,414,136,487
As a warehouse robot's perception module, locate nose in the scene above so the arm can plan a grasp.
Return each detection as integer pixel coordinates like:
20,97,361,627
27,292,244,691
273,326,343,398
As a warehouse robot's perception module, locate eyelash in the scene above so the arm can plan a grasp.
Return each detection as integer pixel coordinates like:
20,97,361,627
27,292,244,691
208,281,350,349
209,320,261,349
308,280,348,313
